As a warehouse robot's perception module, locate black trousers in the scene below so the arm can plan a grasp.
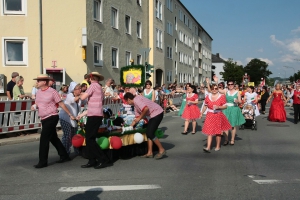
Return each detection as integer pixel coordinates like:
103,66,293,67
146,112,164,140
293,104,300,123
261,100,267,112
39,115,68,164
85,116,108,163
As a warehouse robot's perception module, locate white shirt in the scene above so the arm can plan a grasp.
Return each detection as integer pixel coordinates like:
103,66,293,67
59,93,87,127
245,92,257,104
105,85,114,96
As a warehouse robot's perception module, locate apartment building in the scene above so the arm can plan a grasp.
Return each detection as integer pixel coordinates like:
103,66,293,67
149,0,213,86
0,0,211,93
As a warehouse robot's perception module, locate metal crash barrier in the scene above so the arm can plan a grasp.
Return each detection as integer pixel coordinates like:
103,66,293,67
0,99,41,134
0,98,124,134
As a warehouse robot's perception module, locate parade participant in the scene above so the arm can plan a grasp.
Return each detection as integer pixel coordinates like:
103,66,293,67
260,86,269,114
13,76,31,99
48,76,55,88
31,74,75,168
201,84,231,152
59,85,68,100
81,74,90,88
79,72,110,169
178,83,191,117
244,86,260,116
181,85,201,135
267,83,286,122
143,80,156,101
31,82,39,99
123,92,166,159
288,82,300,124
81,83,88,92
60,82,86,155
222,80,245,146
6,72,19,100
267,83,287,122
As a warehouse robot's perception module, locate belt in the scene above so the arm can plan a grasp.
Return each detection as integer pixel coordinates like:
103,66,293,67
207,108,222,113
227,103,234,106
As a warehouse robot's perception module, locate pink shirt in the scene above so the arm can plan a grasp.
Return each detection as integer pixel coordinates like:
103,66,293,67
134,95,163,118
85,82,103,117
36,87,61,120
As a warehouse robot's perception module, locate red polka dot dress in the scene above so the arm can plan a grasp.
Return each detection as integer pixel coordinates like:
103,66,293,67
202,94,232,136
181,93,201,120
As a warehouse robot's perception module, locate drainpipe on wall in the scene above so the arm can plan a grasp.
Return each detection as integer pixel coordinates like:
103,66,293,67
39,0,43,73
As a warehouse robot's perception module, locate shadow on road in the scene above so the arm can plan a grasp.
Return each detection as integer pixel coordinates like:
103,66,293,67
66,190,102,200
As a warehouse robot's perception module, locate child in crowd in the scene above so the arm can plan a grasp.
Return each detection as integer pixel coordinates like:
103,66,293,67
242,104,254,120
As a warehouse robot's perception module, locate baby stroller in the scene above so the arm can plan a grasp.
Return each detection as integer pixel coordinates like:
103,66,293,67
239,103,257,130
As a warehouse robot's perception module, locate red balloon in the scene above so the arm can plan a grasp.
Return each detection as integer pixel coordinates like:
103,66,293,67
72,134,84,148
110,136,122,149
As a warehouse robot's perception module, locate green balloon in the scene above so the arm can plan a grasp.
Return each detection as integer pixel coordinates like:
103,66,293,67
155,129,164,138
97,137,109,149
77,129,85,136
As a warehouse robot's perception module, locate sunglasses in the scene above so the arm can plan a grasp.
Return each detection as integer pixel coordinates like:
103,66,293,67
218,86,223,89
212,87,218,90
228,84,234,86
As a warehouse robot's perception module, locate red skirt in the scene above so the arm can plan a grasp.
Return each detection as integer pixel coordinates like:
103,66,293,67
202,112,232,135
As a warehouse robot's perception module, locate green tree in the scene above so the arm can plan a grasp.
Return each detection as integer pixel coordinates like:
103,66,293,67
244,58,272,85
220,58,244,84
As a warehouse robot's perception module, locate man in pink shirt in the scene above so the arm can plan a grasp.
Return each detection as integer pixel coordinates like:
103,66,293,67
31,74,75,168
123,92,166,159
79,72,110,169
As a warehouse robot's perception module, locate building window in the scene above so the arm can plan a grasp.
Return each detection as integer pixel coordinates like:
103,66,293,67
167,47,172,59
111,7,118,29
155,0,162,20
167,71,172,82
156,28,162,49
175,17,177,30
137,0,141,6
175,61,177,75
3,38,28,66
125,51,131,66
175,39,177,53
137,21,142,38
166,0,173,11
94,42,103,66
137,54,142,64
167,22,173,36
112,47,118,68
93,0,102,22
2,0,27,15
125,15,131,34
179,9,183,21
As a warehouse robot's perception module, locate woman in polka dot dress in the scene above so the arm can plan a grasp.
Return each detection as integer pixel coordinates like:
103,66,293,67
201,84,232,153
181,85,201,134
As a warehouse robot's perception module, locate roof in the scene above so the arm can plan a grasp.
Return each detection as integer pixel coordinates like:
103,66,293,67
212,54,225,63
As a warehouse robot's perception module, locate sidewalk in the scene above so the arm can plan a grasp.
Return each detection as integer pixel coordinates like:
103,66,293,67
0,130,63,146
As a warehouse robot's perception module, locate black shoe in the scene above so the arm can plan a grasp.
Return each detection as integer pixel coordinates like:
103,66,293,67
181,132,188,135
223,141,229,146
94,160,110,169
81,163,96,168
203,148,210,153
34,163,48,168
56,157,71,163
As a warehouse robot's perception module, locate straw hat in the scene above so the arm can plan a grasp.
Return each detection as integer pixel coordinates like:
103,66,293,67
33,74,51,80
90,72,104,81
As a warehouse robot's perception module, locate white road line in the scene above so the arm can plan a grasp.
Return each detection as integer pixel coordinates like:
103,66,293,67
58,185,161,192
253,180,284,184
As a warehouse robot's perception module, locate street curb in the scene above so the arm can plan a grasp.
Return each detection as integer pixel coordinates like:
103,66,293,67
0,131,63,147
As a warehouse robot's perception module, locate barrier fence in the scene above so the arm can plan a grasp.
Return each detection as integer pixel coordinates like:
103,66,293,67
0,94,183,134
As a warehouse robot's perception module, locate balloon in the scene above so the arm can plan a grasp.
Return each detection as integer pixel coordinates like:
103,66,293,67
72,134,84,148
97,137,109,150
155,129,164,138
133,132,144,144
76,129,85,136
110,136,122,149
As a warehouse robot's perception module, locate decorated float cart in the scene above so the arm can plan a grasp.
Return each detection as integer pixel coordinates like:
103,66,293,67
72,65,164,161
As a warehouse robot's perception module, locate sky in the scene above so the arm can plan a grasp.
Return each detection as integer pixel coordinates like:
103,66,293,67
182,0,300,78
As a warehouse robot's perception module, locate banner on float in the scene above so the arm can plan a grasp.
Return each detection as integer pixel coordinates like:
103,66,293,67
248,82,255,86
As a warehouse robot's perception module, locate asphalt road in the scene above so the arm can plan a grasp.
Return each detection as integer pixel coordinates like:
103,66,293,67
1,106,300,200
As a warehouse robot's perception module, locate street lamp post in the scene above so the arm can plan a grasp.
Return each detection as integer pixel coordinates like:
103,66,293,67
284,66,296,82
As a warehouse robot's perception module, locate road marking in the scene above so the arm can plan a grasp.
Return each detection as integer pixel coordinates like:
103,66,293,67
58,185,161,192
253,180,284,184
